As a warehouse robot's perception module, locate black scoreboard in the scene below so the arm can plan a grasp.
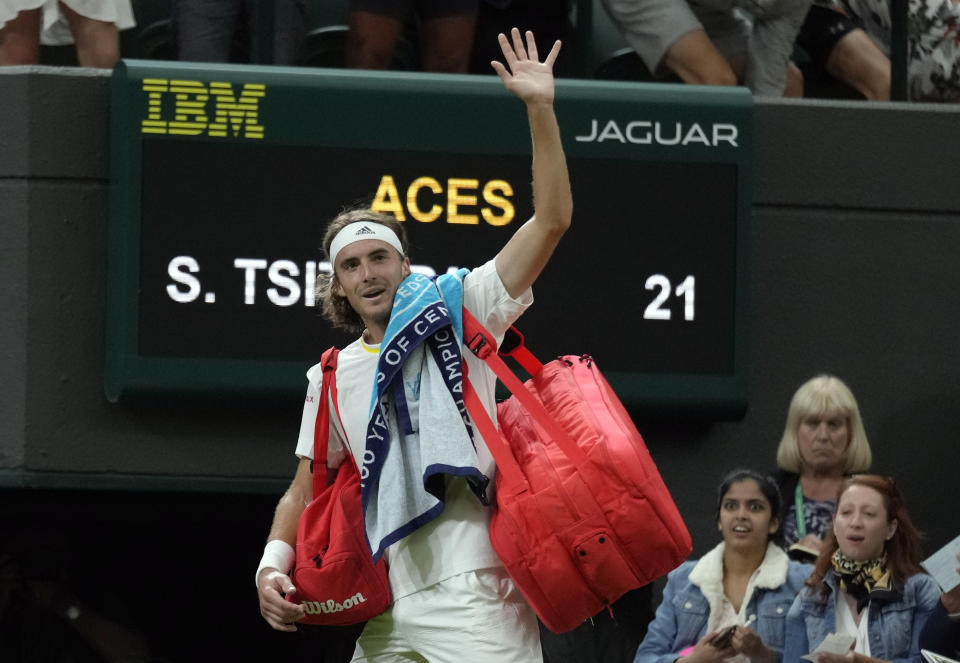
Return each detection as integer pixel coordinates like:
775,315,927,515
108,61,753,413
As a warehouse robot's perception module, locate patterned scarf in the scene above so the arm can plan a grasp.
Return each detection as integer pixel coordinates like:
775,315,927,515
831,550,902,612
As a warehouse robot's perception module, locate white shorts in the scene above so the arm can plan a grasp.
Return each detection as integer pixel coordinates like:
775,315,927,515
0,0,135,45
351,567,542,663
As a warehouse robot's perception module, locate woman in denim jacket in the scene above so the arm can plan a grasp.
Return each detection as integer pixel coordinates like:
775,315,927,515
635,470,811,663
784,475,940,663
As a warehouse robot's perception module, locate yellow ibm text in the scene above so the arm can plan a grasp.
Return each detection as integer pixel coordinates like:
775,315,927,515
372,175,515,226
140,79,266,139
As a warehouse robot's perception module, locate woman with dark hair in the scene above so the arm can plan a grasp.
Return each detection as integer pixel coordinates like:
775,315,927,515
784,475,940,663
634,469,810,663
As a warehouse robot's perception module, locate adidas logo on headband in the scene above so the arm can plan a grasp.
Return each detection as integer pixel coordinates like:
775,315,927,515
328,221,405,265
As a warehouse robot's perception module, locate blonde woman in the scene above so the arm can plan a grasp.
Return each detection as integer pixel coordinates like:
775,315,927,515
775,375,872,558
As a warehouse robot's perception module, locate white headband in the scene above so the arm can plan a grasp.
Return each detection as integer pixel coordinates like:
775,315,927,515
328,222,404,266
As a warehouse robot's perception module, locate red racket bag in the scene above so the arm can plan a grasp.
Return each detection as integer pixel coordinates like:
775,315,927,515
462,311,691,633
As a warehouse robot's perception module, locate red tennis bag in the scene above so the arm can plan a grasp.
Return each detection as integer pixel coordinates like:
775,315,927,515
461,311,692,633
291,347,391,625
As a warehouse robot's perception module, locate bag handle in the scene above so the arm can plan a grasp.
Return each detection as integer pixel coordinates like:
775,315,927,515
311,347,340,499
461,309,590,469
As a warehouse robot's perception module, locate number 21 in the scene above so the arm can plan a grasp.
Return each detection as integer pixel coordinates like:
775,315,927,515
644,275,695,321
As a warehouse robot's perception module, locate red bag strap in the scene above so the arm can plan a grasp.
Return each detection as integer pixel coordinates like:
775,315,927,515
461,309,589,469
496,324,543,377
312,346,340,498
461,365,527,490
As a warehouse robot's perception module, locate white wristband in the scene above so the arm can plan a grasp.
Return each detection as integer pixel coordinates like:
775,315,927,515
255,539,295,588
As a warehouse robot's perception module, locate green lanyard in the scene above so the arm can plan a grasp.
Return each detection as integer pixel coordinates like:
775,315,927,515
794,482,806,538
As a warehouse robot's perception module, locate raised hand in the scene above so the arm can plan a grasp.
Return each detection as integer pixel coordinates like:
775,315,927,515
490,28,562,106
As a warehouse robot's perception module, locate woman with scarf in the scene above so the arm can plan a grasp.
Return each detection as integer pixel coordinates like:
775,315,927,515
634,469,810,663
784,475,940,663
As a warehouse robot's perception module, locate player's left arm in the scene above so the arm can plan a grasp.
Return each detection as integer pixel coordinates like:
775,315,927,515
491,28,573,299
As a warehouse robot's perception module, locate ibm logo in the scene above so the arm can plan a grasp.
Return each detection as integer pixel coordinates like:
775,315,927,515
141,78,266,139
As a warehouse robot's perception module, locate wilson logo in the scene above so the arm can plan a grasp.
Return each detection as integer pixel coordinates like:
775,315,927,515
302,592,367,615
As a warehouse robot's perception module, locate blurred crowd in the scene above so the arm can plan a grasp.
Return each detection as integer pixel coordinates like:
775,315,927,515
1,0,958,101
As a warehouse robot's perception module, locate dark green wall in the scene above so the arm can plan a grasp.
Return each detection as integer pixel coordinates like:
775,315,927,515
2,70,958,560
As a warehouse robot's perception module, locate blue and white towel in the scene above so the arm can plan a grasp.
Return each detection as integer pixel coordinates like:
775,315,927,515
360,269,489,563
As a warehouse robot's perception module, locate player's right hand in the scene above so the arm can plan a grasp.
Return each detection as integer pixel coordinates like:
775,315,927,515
257,568,305,632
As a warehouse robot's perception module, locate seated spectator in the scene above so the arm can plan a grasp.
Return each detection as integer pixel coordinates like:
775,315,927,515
784,475,941,663
796,3,891,100
634,469,810,663
920,553,960,658
0,1,134,67
800,0,960,101
775,375,872,560
601,0,738,86
602,0,807,95
690,0,811,95
347,0,478,72
844,0,959,101
171,0,306,65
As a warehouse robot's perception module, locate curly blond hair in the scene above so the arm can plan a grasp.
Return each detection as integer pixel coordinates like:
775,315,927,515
316,208,409,334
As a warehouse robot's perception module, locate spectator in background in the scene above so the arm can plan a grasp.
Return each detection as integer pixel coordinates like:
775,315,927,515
784,475,940,663
602,0,807,95
0,0,134,67
689,0,811,95
920,553,960,658
775,375,872,561
838,0,959,101
634,469,810,663
799,0,960,101
172,0,306,65
796,3,891,100
601,0,739,86
346,0,478,72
